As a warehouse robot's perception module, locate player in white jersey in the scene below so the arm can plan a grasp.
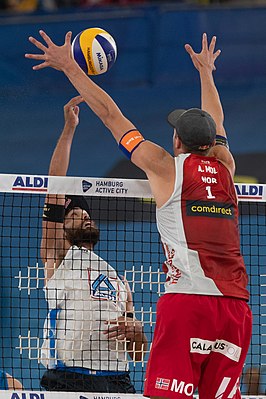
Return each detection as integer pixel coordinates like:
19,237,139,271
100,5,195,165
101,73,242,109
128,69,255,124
40,96,147,392
27,32,252,398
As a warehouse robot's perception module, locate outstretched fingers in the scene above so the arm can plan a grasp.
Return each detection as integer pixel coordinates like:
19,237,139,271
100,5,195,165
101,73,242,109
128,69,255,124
212,49,221,70
185,43,201,70
202,32,208,51
25,53,45,60
209,35,217,54
38,30,55,47
214,49,221,61
184,43,195,57
24,53,49,70
33,61,50,71
25,33,49,68
28,35,47,52
64,31,72,46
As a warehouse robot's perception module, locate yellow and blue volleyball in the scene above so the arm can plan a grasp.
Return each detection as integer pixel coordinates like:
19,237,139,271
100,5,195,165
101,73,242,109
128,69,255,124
71,27,117,75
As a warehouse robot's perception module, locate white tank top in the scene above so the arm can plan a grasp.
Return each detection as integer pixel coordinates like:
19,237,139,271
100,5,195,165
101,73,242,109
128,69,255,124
41,246,128,371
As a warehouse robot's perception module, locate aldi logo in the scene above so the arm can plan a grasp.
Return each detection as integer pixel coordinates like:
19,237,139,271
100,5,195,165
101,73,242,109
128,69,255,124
235,184,263,200
155,377,170,390
12,176,48,192
10,393,45,399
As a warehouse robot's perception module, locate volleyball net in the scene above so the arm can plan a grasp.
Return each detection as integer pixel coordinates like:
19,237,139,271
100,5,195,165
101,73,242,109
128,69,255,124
0,173,265,398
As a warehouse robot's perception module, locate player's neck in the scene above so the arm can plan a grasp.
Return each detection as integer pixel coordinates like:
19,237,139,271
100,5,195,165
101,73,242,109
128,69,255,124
81,242,94,251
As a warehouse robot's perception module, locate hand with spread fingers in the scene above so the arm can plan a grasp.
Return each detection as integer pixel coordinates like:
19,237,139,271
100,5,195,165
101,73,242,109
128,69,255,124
25,30,74,72
185,32,221,72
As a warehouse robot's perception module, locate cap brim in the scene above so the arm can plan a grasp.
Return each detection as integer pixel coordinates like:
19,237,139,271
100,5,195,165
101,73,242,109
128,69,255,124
167,109,187,128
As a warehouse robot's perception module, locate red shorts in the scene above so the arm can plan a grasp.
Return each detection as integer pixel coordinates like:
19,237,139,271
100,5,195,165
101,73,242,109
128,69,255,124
144,293,252,399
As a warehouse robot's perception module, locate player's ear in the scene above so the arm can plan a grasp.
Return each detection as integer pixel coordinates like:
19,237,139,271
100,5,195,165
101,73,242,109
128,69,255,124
173,129,181,150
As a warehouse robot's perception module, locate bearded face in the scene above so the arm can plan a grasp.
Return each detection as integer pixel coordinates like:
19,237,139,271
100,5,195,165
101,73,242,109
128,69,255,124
64,208,100,247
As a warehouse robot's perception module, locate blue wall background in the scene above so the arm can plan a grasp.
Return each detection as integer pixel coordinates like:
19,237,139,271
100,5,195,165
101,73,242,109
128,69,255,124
0,3,266,179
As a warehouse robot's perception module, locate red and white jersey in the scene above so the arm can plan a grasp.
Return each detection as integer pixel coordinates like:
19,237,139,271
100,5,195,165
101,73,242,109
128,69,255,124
156,153,249,300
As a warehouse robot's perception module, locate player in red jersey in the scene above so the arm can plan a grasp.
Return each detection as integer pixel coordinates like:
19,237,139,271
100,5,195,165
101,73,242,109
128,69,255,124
26,31,252,398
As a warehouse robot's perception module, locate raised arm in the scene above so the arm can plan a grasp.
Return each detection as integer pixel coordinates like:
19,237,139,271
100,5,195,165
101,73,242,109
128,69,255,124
41,96,83,282
185,33,235,177
26,31,137,142
25,31,175,207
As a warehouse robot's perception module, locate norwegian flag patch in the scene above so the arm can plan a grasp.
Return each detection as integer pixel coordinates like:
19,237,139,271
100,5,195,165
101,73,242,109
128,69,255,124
155,377,170,390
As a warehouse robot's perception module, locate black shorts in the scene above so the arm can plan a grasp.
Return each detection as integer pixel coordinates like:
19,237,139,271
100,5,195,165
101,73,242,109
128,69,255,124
40,369,136,393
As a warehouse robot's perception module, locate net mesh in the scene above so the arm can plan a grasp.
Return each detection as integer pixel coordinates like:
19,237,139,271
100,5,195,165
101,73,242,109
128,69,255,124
0,174,265,397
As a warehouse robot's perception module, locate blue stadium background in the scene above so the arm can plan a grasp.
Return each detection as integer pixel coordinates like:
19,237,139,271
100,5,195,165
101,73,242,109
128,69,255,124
1,3,266,180
0,2,266,395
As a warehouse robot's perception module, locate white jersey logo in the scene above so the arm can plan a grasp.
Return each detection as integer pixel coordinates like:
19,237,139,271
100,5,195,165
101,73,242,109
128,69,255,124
91,273,117,300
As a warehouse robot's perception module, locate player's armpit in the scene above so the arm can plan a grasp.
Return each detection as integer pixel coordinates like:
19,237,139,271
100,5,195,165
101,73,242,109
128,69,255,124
131,141,175,208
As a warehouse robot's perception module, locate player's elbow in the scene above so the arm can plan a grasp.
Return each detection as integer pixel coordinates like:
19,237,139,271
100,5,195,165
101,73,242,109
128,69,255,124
96,99,117,127
100,104,128,138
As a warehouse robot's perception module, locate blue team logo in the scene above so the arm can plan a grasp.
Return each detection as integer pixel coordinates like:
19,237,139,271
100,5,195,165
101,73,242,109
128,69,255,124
82,180,92,193
91,274,117,301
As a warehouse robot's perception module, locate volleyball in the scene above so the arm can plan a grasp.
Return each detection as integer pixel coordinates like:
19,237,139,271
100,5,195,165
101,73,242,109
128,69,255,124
71,27,117,76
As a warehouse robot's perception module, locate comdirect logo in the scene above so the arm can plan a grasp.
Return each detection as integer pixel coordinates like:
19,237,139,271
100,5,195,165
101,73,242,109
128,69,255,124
186,200,234,219
82,180,92,193
12,176,48,192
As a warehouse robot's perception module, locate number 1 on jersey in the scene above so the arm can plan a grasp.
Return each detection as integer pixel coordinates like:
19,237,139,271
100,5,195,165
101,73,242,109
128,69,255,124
206,186,215,199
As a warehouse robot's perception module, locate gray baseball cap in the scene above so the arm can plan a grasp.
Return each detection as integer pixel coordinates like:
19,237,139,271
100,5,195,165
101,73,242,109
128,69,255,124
167,108,216,150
